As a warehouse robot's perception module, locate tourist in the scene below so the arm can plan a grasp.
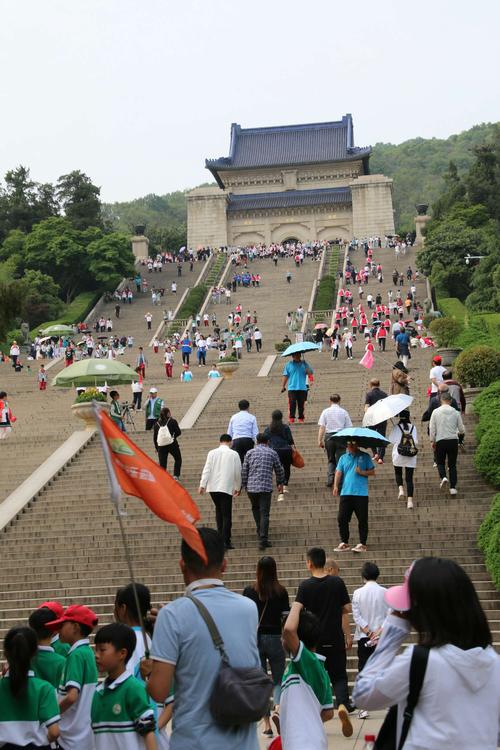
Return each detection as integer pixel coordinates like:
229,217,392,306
290,547,353,737
148,528,261,750
241,433,285,551
38,364,47,390
164,346,174,378
227,399,258,463
180,364,193,382
136,347,148,378
317,395,352,487
46,604,99,750
197,335,208,366
145,312,153,330
92,623,156,749
364,379,388,464
429,391,465,495
131,379,143,411
429,354,447,397
388,410,418,508
253,327,263,352
144,387,163,431
395,327,411,368
263,409,295,501
153,406,182,479
333,438,375,553
9,340,20,366
442,369,466,413
199,434,242,550
180,336,192,366
390,361,410,395
109,390,125,432
351,562,388,683
342,328,354,359
208,364,221,379
0,627,61,747
243,557,290,738
281,352,314,423
353,558,500,750
28,608,66,688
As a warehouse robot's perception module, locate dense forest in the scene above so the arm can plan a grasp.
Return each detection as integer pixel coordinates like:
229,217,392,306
103,122,499,243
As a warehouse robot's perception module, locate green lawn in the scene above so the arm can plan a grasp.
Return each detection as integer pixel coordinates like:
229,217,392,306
30,291,99,336
437,297,467,323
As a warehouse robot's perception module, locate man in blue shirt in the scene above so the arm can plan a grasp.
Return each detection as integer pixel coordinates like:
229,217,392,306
227,399,258,463
395,328,410,368
148,528,260,750
281,353,314,423
333,440,375,553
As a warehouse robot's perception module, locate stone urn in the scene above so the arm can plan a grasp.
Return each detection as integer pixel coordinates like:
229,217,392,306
464,386,483,415
416,203,429,215
217,360,239,380
436,347,463,367
71,401,110,429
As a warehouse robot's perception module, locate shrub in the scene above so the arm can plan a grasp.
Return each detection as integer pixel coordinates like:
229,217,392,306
218,355,238,363
176,285,208,320
314,276,336,310
423,313,437,328
478,493,500,591
275,342,288,352
438,297,467,323
75,388,107,404
6,328,23,344
474,424,500,487
429,317,463,347
454,346,500,387
475,407,500,443
473,379,500,418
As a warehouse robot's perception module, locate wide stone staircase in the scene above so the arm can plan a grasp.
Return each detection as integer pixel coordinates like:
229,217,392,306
0,246,498,745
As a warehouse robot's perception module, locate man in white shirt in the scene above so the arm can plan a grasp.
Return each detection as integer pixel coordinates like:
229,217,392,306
227,399,258,463
352,562,388,676
317,395,352,486
429,354,447,395
199,434,242,550
429,391,465,495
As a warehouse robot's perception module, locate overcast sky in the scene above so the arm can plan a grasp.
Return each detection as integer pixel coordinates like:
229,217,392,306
1,0,499,202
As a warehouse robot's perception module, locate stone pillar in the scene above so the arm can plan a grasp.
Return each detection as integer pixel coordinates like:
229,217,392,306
349,174,395,238
187,187,228,249
415,214,431,245
131,230,149,261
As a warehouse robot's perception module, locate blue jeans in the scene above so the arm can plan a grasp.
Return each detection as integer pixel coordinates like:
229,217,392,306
258,633,286,705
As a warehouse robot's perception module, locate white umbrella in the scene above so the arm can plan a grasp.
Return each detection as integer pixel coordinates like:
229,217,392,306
362,394,413,427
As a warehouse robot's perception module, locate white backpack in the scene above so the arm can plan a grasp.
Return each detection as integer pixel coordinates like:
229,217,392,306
157,419,174,447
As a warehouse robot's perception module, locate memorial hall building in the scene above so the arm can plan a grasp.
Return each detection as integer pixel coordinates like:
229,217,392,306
187,114,395,249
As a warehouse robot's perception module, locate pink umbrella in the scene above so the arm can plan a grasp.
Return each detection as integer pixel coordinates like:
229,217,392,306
314,323,328,330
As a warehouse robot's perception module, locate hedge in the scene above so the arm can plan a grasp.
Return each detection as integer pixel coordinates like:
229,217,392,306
454,345,500,388
473,380,500,419
176,285,208,320
478,493,500,591
314,276,336,310
438,297,467,323
474,423,500,488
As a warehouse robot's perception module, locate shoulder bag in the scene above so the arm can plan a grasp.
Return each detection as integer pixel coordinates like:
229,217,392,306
291,446,305,468
185,592,273,726
375,645,429,750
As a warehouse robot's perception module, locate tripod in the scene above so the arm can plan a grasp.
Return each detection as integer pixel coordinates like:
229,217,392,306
122,403,137,432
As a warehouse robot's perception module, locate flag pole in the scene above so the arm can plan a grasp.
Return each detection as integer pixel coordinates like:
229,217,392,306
93,401,150,657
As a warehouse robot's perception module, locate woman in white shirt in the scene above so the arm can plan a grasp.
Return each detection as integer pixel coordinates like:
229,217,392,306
388,410,417,509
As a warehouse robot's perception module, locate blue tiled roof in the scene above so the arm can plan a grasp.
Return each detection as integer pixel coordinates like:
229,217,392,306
207,115,371,186
227,187,351,213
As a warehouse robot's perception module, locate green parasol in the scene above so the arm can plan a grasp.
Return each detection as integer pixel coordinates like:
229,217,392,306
41,324,76,336
52,359,139,388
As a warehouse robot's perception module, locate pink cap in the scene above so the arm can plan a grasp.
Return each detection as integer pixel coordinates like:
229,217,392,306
384,563,414,612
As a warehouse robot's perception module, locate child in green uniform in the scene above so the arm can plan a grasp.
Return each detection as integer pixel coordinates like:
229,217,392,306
92,623,157,750
279,608,334,750
46,604,99,750
37,601,70,657
29,608,66,689
0,626,60,748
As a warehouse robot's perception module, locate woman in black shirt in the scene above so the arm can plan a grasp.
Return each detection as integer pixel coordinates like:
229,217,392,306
263,409,294,496
153,406,182,479
243,556,289,737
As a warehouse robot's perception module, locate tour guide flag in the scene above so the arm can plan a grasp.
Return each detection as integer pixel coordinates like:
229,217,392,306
94,405,207,564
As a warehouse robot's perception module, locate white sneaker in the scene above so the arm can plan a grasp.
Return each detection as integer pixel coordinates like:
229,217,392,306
277,493,285,502
283,486,289,493
407,498,414,509
398,486,405,498
358,710,369,720
334,543,351,552
440,477,448,489
433,462,437,468
450,488,458,496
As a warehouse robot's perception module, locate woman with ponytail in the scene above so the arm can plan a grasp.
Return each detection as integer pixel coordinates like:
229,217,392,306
0,626,60,749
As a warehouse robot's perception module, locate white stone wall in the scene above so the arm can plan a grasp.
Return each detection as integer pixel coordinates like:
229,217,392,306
187,187,228,249
350,175,395,238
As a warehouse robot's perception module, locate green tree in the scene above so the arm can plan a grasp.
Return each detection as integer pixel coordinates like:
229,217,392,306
432,162,466,221
87,232,135,290
57,170,102,230
18,269,62,327
0,229,26,262
0,280,24,339
0,167,60,242
466,128,500,221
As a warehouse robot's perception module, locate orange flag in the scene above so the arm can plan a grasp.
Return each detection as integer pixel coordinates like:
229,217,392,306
94,405,207,564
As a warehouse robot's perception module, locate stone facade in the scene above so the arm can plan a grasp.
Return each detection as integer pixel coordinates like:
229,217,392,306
187,117,395,248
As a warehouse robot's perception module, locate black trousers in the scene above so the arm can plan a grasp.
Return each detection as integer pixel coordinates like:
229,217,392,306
394,466,414,496
357,637,376,672
436,439,458,488
248,491,272,543
158,442,182,477
276,447,292,485
317,644,350,707
255,339,262,352
182,352,190,365
288,390,306,419
210,492,233,546
132,392,142,410
372,421,387,460
338,495,369,544
232,437,254,464
325,434,343,484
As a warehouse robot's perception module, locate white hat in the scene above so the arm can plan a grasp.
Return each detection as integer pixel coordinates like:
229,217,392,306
149,387,158,393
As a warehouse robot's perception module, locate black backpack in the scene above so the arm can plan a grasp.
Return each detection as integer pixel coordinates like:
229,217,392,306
397,424,418,458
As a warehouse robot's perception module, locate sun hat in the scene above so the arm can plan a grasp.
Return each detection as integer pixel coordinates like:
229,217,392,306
38,601,64,619
384,563,415,612
149,387,158,393
46,604,98,631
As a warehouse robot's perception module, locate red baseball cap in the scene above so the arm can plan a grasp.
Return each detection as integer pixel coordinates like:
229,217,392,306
38,601,65,619
384,563,415,612
46,604,98,631
432,355,442,364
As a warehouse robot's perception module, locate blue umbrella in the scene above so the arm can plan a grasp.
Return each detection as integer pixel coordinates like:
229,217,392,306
330,427,390,449
281,341,320,357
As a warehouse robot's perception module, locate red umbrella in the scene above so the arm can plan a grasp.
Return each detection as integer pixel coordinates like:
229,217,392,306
314,323,328,330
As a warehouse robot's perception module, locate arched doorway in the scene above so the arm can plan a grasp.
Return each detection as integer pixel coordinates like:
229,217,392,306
282,237,300,245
